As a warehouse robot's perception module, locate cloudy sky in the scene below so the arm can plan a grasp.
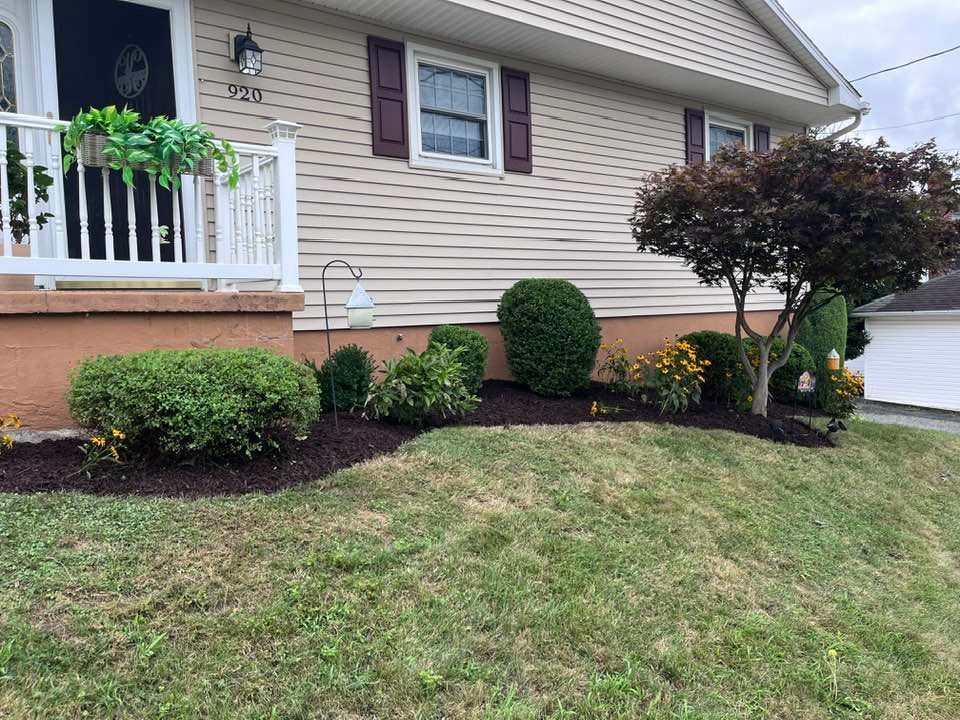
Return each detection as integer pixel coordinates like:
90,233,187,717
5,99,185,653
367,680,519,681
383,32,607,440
781,0,960,153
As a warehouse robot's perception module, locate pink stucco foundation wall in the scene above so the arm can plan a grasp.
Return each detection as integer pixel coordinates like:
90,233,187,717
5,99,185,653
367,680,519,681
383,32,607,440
0,291,303,430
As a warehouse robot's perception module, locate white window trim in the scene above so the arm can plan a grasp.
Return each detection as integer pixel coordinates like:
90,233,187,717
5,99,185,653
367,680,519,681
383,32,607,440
405,42,503,176
704,110,753,160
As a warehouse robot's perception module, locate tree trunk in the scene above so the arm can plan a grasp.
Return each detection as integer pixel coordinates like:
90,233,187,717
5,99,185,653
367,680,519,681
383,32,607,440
750,346,771,417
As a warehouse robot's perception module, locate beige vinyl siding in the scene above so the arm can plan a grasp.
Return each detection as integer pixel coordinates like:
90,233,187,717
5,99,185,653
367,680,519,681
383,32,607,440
193,0,801,330
430,0,828,105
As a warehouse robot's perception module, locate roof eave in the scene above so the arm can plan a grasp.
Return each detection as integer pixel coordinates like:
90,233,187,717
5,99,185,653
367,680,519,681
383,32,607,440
852,310,960,318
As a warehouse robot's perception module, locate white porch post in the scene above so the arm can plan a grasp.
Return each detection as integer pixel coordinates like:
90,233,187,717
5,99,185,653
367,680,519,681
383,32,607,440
266,120,303,293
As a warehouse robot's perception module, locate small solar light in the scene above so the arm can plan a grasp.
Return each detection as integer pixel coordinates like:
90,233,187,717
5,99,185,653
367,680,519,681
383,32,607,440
345,282,375,329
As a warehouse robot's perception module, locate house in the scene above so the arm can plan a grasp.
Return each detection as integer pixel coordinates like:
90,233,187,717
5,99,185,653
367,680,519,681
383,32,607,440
852,272,960,412
0,0,866,429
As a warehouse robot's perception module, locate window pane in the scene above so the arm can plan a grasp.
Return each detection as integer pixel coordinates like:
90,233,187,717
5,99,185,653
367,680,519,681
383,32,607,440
418,62,486,116
420,110,487,159
709,125,745,156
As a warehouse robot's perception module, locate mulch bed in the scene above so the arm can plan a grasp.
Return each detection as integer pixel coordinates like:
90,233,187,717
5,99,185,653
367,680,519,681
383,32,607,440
0,381,830,498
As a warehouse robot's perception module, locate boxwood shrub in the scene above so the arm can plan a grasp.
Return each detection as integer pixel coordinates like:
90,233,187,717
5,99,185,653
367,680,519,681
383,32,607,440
497,278,601,397
681,331,815,404
311,344,375,412
68,347,320,461
428,325,489,394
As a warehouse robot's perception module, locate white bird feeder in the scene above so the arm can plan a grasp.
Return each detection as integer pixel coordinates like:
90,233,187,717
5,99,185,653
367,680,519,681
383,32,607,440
345,282,375,329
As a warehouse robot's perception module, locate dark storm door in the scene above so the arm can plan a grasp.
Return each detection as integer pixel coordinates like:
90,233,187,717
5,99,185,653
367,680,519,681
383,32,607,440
53,0,178,262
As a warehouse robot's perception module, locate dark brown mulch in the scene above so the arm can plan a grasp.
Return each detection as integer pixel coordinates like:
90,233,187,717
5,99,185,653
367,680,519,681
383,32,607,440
0,380,830,498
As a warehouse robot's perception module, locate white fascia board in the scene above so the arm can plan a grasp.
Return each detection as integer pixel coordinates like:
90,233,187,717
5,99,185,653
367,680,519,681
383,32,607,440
850,310,960,319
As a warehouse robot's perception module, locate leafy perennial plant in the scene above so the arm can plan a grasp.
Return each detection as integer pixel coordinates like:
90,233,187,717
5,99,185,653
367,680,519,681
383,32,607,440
823,367,864,419
1,413,21,455
637,337,711,415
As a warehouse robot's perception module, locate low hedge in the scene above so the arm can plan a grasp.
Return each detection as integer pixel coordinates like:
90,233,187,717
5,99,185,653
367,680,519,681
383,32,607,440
681,331,815,404
69,347,320,460
428,325,489,394
497,278,601,397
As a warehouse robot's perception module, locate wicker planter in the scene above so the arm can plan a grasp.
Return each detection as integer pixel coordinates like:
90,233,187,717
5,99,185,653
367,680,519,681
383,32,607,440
79,131,109,168
183,156,215,178
0,243,34,291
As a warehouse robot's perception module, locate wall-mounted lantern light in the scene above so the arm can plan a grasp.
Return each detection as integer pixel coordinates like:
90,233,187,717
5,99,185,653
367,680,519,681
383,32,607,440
234,24,263,76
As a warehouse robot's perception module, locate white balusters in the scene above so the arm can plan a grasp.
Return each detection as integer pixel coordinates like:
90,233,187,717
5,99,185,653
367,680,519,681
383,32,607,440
194,176,207,264
101,168,114,261
126,183,138,261
47,123,68,259
0,137,11,256
21,131,39,253
0,112,296,287
76,149,90,260
172,186,182,264
148,176,161,262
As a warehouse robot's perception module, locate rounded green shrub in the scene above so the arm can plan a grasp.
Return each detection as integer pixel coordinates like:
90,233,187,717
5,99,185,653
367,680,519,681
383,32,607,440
767,338,815,403
497,279,601,397
796,292,848,407
311,344,375,412
680,330,742,402
428,325,489,394
68,347,320,461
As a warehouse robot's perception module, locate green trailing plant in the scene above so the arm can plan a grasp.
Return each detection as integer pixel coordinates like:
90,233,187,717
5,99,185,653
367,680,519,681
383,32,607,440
365,344,479,425
497,278,601,397
60,105,239,190
428,325,489,394
308,344,376,413
61,105,141,175
2,142,54,242
68,348,320,461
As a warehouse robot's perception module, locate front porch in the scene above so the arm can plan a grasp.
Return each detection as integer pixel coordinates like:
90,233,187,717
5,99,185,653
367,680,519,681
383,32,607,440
0,111,303,293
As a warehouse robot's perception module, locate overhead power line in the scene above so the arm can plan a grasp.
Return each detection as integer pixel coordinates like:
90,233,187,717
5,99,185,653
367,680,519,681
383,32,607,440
852,43,960,81
860,111,960,133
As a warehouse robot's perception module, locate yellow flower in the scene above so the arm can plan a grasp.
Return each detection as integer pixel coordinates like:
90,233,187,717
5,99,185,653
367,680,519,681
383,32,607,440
91,436,107,448
109,447,120,460
1,434,13,450
112,428,126,440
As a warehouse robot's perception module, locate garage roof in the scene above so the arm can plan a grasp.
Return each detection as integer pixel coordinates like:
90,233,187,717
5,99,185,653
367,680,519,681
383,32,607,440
853,272,960,316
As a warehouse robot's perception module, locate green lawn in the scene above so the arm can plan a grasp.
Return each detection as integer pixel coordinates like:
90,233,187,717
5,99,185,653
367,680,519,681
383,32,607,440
2,420,960,719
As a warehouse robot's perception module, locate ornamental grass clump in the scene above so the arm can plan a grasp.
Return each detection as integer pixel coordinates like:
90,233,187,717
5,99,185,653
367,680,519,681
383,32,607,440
68,348,320,461
637,337,711,414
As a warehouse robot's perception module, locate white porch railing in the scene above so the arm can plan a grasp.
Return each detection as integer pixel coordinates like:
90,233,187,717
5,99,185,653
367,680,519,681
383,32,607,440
0,112,302,292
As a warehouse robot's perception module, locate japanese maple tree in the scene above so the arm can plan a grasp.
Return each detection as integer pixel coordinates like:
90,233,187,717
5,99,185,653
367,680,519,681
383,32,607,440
630,134,960,416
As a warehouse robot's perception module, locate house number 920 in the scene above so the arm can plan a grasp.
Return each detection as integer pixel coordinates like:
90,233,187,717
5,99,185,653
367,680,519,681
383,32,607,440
228,84,263,103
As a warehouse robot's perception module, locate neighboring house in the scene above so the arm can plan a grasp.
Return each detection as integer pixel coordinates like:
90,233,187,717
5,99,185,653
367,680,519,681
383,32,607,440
0,0,866,429
852,272,960,412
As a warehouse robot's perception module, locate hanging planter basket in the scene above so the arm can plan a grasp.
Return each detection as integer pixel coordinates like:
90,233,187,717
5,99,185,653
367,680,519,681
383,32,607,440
79,131,109,168
185,156,215,178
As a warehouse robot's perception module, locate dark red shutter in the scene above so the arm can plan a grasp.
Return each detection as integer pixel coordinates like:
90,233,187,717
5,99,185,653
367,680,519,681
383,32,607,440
685,108,705,164
367,36,408,158
754,124,771,152
501,68,532,173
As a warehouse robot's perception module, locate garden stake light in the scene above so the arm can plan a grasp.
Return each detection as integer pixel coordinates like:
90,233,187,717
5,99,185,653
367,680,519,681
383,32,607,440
321,259,374,428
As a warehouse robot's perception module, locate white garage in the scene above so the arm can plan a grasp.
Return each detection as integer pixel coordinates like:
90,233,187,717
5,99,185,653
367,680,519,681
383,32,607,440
853,272,960,412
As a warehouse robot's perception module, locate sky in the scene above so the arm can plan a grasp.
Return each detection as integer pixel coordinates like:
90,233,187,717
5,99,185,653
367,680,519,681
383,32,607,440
780,0,960,153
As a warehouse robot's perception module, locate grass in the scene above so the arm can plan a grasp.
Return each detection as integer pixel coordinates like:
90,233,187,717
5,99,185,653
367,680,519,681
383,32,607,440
1,420,960,718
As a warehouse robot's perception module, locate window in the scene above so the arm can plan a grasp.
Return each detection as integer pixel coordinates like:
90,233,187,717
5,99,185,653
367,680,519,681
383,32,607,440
406,43,503,174
705,111,752,160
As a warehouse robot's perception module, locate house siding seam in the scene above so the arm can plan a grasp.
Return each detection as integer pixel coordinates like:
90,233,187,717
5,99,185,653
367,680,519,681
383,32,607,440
193,0,803,331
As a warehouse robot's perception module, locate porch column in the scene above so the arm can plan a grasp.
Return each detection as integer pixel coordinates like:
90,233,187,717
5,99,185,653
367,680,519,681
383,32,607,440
267,120,303,293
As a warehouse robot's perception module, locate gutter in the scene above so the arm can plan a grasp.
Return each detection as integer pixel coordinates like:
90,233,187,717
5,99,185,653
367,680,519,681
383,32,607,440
823,105,870,140
851,310,960,319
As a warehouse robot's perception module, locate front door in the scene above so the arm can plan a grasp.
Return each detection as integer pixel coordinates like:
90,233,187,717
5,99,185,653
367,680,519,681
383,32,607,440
53,0,178,262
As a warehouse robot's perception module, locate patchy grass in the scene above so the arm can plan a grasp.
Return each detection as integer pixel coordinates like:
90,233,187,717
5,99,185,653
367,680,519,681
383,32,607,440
1,420,960,718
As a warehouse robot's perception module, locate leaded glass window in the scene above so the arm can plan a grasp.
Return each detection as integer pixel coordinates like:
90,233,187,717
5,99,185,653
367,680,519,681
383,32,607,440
0,22,16,114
